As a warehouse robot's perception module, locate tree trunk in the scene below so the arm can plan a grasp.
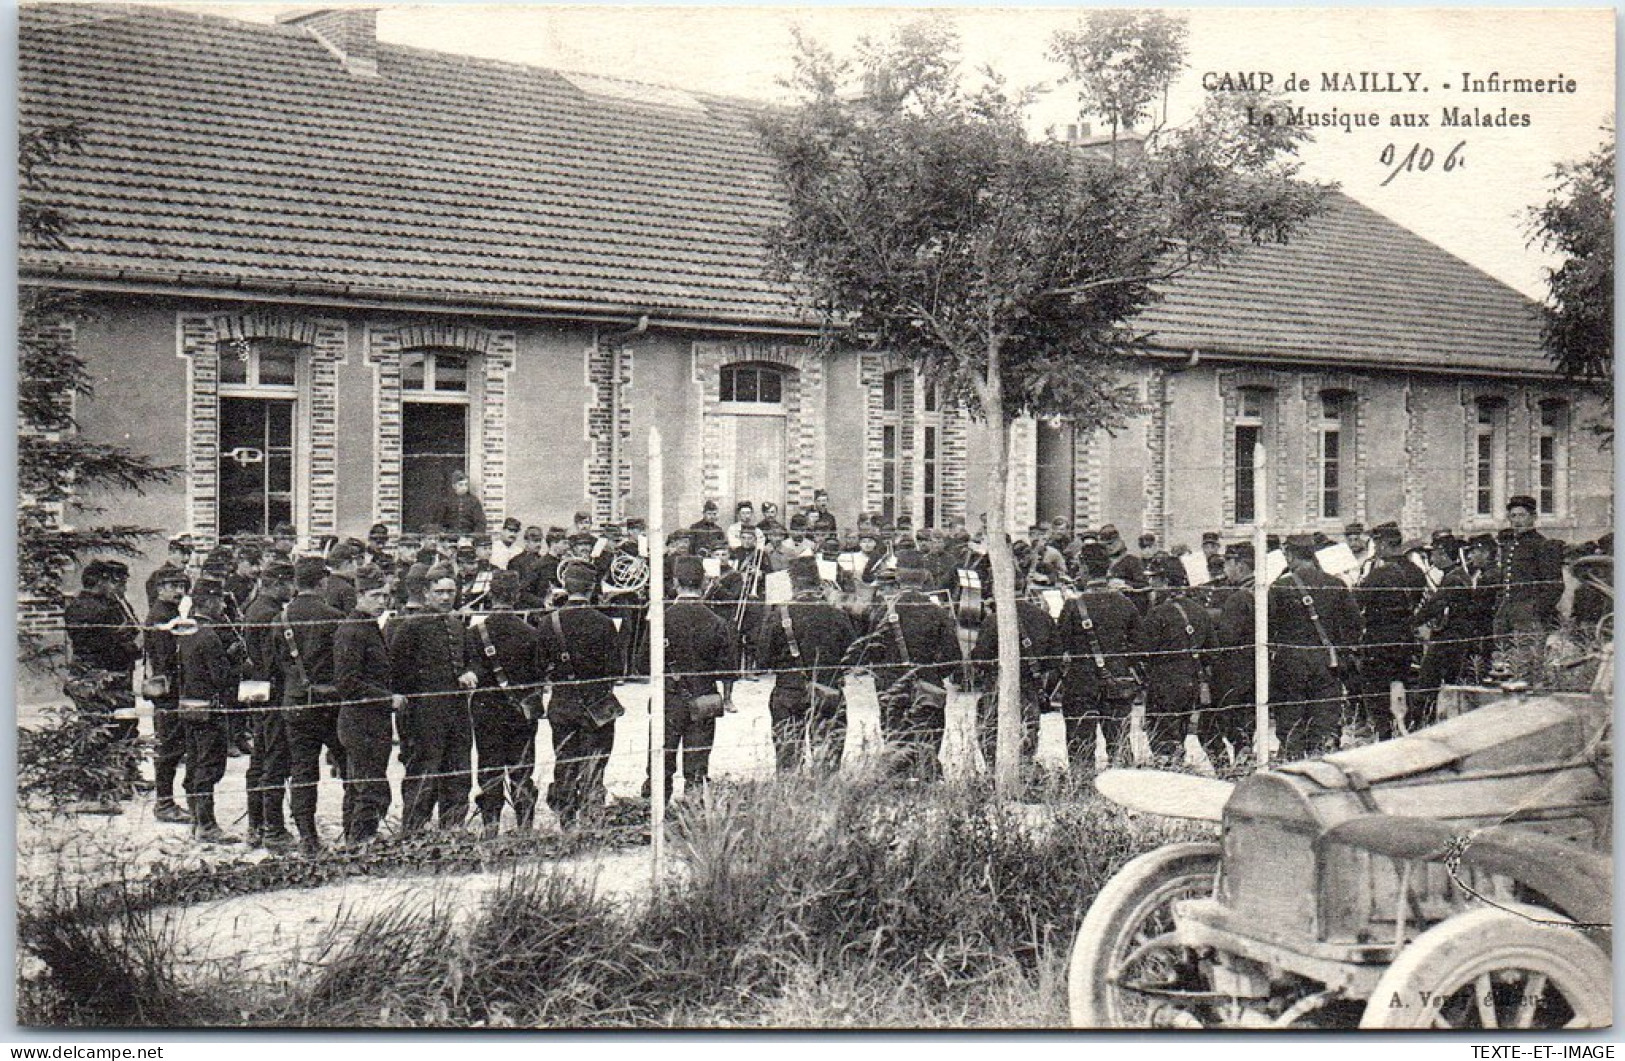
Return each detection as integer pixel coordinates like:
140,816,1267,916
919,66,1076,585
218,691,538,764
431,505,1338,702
981,350,1023,798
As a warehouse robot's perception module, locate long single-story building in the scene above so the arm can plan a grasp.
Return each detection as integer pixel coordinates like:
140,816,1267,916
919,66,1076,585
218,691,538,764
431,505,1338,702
19,5,1611,598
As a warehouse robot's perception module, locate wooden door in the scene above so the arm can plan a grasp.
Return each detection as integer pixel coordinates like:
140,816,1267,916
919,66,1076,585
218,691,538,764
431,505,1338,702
729,414,785,515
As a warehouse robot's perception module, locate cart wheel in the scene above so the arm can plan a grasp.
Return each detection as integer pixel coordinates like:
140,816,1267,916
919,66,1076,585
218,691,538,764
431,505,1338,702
1067,841,1220,1028
1359,905,1612,1030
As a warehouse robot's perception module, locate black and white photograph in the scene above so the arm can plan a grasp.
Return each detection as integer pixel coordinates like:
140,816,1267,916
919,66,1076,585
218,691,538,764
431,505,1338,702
12,2,1616,1034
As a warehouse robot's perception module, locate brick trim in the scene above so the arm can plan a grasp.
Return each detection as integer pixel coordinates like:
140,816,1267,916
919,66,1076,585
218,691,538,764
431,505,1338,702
180,311,345,542
1299,373,1368,527
1216,368,1288,533
1400,379,1429,531
693,340,822,518
1142,370,1167,538
1074,424,1104,529
366,322,514,533
585,336,634,524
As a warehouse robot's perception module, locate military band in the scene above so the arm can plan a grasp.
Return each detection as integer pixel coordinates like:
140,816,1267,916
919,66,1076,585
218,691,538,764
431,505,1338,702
56,488,1605,848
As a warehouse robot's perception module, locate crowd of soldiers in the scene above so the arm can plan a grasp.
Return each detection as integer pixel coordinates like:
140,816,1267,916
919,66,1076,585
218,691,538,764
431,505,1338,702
59,487,1608,850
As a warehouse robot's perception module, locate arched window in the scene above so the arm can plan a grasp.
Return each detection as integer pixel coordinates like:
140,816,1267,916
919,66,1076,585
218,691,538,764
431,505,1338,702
1537,400,1569,516
719,362,784,405
1473,397,1508,516
1233,387,1273,525
1315,390,1354,520
401,347,475,534
217,337,303,536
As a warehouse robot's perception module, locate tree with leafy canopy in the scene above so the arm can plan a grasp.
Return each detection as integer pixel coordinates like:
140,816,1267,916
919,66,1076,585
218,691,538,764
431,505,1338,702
757,13,1327,792
1528,123,1613,443
18,124,177,667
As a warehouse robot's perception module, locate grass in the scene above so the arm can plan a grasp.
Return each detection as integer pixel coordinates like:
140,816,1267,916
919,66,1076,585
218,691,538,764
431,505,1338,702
18,768,1200,1029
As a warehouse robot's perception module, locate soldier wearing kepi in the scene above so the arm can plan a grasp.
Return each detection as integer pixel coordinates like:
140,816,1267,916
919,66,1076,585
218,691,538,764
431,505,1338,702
1137,556,1214,761
388,573,477,836
144,566,191,823
860,549,962,781
1412,533,1500,726
536,561,623,828
1056,543,1141,769
758,555,857,772
242,560,296,848
467,571,542,836
641,555,737,800
1269,534,1362,760
176,576,239,844
64,560,145,800
1205,543,1257,767
278,556,349,855
1355,522,1429,739
334,565,402,847
1494,494,1566,645
970,569,1056,782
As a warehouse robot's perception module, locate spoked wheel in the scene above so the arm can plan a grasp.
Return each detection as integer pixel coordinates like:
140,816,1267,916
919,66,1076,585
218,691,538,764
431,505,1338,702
1360,906,1612,1030
1068,842,1221,1028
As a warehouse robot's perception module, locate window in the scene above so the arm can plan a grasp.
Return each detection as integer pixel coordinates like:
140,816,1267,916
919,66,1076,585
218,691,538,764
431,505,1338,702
1538,400,1569,516
881,425,899,522
401,348,474,532
922,425,939,528
719,363,783,404
401,349,469,394
217,338,302,536
1316,392,1349,520
1473,398,1506,517
880,369,909,522
219,338,298,390
1233,388,1270,525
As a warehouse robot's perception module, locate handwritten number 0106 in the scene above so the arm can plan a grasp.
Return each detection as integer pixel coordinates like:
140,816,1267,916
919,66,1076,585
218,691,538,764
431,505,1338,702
1379,141,1467,187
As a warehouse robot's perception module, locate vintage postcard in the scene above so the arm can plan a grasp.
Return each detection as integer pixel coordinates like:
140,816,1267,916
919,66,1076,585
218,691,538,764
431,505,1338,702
13,3,1614,1035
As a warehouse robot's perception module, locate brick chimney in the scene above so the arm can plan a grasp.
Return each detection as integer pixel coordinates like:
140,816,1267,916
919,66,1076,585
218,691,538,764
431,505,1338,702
278,8,379,78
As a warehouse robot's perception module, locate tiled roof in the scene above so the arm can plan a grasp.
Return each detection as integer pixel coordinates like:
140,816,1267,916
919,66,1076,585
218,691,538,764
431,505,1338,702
1136,191,1548,374
19,4,802,325
20,5,1550,371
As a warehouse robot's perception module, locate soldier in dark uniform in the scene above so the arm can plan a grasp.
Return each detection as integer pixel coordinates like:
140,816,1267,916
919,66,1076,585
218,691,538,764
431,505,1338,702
1269,535,1361,760
536,562,623,827
467,571,541,835
1413,533,1499,726
64,560,144,798
145,535,194,606
365,523,393,568
436,471,487,536
1355,523,1428,739
507,525,549,601
176,576,239,844
455,543,496,611
758,555,857,771
859,549,962,781
388,573,476,836
334,565,400,846
278,556,349,854
1137,556,1214,761
144,567,191,823
971,570,1056,781
1205,543,1257,766
641,556,737,799
1056,544,1141,769
322,542,361,616
1494,495,1566,644
242,560,295,848
809,489,838,535
225,543,262,615
689,500,728,556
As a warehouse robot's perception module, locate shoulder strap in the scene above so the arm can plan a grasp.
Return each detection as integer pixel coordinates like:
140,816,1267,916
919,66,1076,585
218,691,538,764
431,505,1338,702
1170,600,1203,664
476,621,511,690
548,609,574,677
1071,593,1109,672
1283,572,1340,668
779,603,802,661
883,598,912,664
279,604,314,690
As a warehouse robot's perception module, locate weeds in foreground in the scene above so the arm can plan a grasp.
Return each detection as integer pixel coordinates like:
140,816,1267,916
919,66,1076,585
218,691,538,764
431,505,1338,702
20,771,1200,1028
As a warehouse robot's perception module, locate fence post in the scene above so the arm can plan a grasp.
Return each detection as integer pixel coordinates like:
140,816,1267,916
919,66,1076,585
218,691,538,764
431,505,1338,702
1252,441,1270,766
648,427,666,888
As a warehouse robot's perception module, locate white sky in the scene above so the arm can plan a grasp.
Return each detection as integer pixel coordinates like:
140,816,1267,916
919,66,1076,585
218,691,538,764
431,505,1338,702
178,4,1615,298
